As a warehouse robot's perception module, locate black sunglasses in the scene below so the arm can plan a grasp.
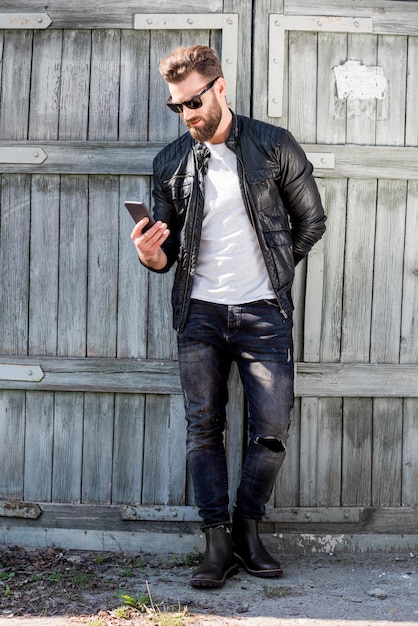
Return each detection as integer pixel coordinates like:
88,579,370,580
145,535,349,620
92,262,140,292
166,77,220,113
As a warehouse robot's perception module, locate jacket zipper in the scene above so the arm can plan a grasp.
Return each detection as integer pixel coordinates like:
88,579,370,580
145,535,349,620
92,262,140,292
177,157,201,332
234,151,288,321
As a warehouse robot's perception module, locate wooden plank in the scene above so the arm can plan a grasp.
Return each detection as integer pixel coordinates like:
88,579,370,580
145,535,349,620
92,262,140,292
406,36,418,146
371,180,406,361
24,391,53,501
142,395,170,504
87,176,119,357
317,32,347,144
0,30,32,139
402,399,418,506
370,180,406,506
341,179,376,361
296,364,418,398
111,393,145,504
52,392,83,502
29,176,60,355
285,0,418,35
346,33,377,145
82,393,115,503
401,182,418,363
167,394,188,505
274,400,300,507
119,30,150,141
0,0,224,28
1,357,418,396
29,29,62,140
57,176,89,356
89,29,121,141
0,142,162,174
342,398,372,506
0,391,26,500
0,175,31,353
1,142,418,179
376,35,407,146
59,30,91,140
288,31,317,142
117,175,150,359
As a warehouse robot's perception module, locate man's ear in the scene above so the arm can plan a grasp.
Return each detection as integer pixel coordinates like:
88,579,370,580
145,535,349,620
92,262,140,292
216,77,227,98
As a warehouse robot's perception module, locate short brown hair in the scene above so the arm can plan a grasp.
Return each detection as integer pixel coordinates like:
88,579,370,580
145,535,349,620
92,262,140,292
159,45,223,83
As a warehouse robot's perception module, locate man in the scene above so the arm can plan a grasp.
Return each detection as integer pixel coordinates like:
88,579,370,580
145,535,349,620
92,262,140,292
131,45,326,588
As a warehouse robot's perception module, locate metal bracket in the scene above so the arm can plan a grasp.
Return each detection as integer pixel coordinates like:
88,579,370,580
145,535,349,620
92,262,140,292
134,13,239,110
268,14,373,117
0,147,47,165
0,13,51,29
0,501,42,519
0,364,44,382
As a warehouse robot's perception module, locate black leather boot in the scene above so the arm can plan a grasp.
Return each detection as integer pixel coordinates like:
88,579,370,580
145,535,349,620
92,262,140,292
190,525,239,588
232,510,283,577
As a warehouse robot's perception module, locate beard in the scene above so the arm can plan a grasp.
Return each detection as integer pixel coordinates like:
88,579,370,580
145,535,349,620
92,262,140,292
185,99,223,142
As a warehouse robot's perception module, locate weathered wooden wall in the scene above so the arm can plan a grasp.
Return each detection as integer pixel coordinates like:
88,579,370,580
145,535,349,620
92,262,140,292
0,0,417,552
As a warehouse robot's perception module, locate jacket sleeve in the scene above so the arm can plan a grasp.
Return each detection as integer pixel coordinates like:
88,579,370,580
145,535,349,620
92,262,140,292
279,130,326,265
146,155,180,274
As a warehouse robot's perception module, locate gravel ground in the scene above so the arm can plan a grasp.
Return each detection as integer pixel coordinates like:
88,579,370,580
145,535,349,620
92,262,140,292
0,545,417,625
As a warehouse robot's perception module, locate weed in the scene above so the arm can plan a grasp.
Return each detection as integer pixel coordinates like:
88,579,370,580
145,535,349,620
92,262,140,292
118,591,150,610
88,620,106,626
71,571,93,587
120,567,134,577
47,572,62,582
93,553,107,564
0,571,15,581
113,605,131,618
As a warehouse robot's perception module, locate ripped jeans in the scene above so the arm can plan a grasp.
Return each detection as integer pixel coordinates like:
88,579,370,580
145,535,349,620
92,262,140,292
177,297,294,528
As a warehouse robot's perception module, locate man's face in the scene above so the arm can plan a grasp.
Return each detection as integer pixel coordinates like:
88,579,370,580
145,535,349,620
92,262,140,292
168,71,223,143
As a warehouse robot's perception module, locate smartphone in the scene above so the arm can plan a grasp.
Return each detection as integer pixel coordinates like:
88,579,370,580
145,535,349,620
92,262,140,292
124,201,155,232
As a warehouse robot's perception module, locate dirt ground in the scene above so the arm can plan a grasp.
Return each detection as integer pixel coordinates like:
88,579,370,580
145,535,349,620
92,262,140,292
0,545,417,626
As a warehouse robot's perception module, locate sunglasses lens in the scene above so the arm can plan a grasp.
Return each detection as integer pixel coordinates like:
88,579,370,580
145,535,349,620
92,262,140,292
166,102,182,113
184,97,202,110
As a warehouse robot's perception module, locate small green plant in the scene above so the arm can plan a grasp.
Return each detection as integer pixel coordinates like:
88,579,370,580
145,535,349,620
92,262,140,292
118,591,150,610
0,571,15,581
93,553,107,564
71,571,93,587
47,572,62,582
88,620,106,626
120,567,134,577
113,605,131,618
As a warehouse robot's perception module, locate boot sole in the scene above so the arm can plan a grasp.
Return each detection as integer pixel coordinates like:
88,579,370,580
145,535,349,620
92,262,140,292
190,563,239,588
234,552,283,578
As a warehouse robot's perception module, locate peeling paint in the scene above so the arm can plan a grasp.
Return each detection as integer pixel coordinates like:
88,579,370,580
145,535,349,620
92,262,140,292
334,60,387,100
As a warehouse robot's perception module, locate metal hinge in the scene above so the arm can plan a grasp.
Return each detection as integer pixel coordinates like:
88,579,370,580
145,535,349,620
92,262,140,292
0,13,51,29
0,147,47,165
268,14,373,117
0,501,42,519
0,364,44,382
134,13,238,110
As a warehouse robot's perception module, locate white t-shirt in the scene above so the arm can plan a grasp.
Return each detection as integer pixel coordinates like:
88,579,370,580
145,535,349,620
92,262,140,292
191,141,275,304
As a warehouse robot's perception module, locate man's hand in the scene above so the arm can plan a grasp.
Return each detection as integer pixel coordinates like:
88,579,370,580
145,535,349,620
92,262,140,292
131,218,170,271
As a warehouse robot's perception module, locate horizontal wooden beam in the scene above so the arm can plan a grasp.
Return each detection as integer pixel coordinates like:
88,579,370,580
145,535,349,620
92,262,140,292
0,141,163,175
0,356,417,397
0,142,417,179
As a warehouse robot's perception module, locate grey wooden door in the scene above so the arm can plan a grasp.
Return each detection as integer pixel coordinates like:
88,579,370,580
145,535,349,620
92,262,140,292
0,1,255,548
1,1,417,551
253,0,418,532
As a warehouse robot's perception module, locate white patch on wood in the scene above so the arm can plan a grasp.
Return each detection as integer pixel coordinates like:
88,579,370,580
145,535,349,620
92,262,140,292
333,60,387,100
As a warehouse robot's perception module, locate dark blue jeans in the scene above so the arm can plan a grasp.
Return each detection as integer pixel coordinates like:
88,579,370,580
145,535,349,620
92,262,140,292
177,297,294,528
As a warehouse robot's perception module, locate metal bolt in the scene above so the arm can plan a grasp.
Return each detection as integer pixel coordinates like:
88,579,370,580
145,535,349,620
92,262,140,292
37,18,43,24
317,20,323,27
33,152,39,158
27,370,33,376
226,58,232,64
146,18,153,25
354,21,360,28
275,21,281,27
227,18,233,25
187,18,193,24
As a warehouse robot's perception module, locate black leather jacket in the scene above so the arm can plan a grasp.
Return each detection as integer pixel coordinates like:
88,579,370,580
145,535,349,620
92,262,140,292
151,112,326,332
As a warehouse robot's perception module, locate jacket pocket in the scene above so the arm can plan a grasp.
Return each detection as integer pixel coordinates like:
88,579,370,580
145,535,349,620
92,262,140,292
163,174,193,203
